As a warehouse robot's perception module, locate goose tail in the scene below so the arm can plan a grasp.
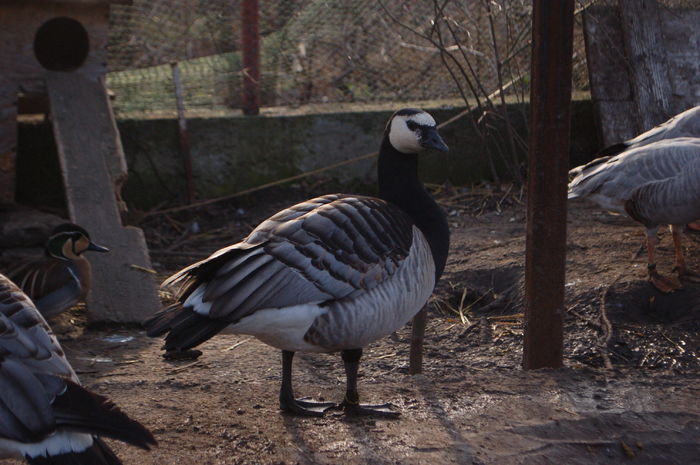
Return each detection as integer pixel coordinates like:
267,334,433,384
47,379,157,450
143,303,229,351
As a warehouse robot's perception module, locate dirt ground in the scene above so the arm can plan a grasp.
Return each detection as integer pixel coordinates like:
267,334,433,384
7,186,700,465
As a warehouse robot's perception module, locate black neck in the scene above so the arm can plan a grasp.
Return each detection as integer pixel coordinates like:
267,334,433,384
378,138,450,279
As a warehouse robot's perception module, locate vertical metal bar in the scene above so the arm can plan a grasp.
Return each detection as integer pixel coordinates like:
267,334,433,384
241,0,260,116
523,0,575,370
171,62,195,204
409,307,427,375
0,79,17,203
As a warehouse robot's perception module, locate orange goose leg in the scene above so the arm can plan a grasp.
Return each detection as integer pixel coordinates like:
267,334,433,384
672,229,700,282
647,234,683,293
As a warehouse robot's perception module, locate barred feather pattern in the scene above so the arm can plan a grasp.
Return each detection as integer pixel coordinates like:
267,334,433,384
151,194,437,353
568,138,700,227
0,274,155,462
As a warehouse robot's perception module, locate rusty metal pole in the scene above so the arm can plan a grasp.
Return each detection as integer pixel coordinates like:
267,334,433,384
171,62,195,204
522,0,574,370
241,0,260,116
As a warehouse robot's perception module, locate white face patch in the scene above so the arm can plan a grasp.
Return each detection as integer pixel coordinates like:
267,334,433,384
388,112,437,154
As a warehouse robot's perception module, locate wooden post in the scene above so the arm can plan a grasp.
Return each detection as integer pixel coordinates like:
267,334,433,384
583,6,638,146
522,0,574,370
619,0,672,130
409,306,427,375
171,62,195,204
47,72,160,323
0,78,17,203
241,0,260,115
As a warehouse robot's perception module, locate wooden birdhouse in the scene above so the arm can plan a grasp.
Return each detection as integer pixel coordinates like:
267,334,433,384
0,0,160,322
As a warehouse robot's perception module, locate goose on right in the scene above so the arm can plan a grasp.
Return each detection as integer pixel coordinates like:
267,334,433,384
568,137,700,293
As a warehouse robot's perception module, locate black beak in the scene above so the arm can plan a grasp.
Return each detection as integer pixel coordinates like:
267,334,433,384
87,242,110,253
421,127,449,152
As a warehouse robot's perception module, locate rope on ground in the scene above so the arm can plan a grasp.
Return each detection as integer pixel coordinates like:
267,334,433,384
597,240,645,369
144,150,379,217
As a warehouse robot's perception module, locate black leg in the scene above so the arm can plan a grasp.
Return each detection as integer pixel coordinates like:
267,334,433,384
279,350,334,416
340,348,400,417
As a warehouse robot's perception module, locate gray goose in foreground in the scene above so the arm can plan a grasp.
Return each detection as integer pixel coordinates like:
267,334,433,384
144,108,450,417
5,223,109,319
0,273,156,464
568,137,700,293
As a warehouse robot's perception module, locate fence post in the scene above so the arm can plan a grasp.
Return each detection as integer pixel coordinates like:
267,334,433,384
241,0,260,116
171,62,195,204
522,0,574,370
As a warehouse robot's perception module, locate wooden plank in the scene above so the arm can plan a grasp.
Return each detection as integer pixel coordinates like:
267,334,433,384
46,71,160,323
523,0,574,370
658,9,700,114
582,5,638,146
0,78,17,203
593,101,639,146
619,0,673,130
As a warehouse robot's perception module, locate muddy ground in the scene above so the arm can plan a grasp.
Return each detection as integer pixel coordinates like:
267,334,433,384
6,185,700,465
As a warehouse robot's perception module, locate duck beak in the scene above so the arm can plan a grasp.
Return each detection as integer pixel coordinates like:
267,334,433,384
421,127,449,152
87,242,110,253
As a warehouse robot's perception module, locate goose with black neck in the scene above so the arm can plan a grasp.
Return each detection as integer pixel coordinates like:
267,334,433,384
144,108,450,417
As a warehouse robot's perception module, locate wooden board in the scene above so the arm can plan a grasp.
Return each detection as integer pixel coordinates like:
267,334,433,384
584,2,700,146
46,71,160,323
658,8,700,114
619,0,673,130
583,5,638,146
0,78,17,203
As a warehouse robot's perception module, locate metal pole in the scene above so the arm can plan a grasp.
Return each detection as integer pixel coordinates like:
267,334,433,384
171,62,195,204
241,0,260,116
523,0,574,369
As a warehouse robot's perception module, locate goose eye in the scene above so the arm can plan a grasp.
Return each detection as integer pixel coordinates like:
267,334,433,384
406,120,418,131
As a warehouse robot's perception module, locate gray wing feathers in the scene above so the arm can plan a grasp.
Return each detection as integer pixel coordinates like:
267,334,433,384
0,275,75,442
0,277,75,375
0,359,59,440
172,194,415,323
569,138,700,225
569,138,700,200
627,106,700,148
304,227,435,350
628,168,700,226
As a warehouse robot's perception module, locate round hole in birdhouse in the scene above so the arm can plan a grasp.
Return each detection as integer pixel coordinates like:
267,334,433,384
33,17,90,71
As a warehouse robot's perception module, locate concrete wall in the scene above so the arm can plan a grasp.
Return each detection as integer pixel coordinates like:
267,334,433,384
16,99,598,210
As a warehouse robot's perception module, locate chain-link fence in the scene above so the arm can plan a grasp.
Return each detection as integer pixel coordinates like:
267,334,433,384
106,0,591,117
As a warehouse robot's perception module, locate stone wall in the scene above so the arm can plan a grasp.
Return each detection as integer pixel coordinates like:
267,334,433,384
16,100,597,210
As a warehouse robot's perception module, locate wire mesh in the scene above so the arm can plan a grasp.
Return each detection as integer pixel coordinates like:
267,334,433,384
106,0,592,117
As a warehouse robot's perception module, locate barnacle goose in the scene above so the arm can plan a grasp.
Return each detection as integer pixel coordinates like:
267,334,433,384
144,108,450,416
6,223,109,319
568,137,700,293
0,273,156,464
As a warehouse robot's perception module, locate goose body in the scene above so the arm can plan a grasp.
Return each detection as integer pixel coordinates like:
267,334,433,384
5,224,109,318
0,273,155,464
568,137,700,291
145,108,450,416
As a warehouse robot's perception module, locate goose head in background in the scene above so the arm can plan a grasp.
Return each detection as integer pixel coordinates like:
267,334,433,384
45,223,110,261
5,223,109,318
